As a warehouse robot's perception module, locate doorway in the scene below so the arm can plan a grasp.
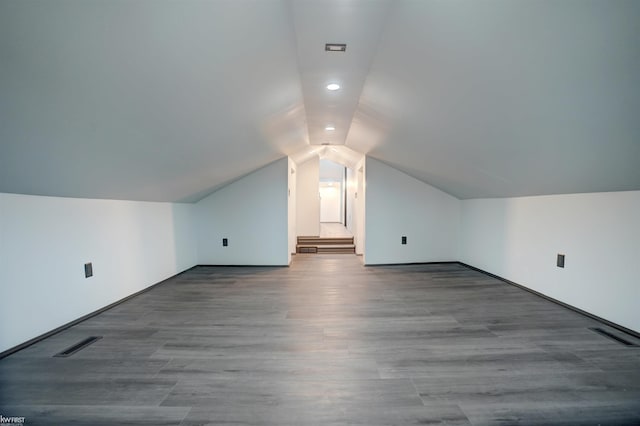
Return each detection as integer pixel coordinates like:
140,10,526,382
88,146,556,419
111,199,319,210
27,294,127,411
293,154,363,256
319,159,348,236
320,182,342,223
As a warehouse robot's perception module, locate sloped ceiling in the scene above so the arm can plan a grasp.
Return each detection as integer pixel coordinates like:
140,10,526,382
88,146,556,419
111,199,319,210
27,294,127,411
347,0,640,198
0,0,307,202
1,0,639,202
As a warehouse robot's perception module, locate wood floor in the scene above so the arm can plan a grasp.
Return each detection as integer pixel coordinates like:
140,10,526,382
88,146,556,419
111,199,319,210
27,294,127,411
1,255,639,425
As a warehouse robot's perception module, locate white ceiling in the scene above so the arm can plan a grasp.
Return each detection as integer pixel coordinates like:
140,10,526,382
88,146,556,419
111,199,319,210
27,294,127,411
291,0,392,146
1,0,639,202
0,0,307,202
347,0,640,198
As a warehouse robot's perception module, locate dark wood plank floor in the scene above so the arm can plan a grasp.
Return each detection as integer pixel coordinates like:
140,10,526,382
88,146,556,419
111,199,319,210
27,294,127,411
1,255,639,425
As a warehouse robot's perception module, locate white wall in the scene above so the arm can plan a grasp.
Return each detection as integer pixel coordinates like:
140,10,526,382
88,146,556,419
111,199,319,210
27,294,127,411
0,193,197,354
320,184,342,222
346,167,356,234
364,157,460,265
460,191,640,333
355,158,366,256
287,158,297,263
296,156,320,236
195,158,289,265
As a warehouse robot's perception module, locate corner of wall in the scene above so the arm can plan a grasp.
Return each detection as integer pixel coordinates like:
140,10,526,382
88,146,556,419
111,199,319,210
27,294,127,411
194,158,289,266
459,191,640,333
363,157,461,265
0,193,199,354
287,157,297,265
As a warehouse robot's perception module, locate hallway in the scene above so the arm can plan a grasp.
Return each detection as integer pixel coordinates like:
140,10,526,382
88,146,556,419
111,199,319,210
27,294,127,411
320,222,352,237
1,256,639,425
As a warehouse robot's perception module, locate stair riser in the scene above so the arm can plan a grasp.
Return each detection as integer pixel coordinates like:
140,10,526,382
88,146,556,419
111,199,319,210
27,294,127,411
317,248,356,254
297,239,354,245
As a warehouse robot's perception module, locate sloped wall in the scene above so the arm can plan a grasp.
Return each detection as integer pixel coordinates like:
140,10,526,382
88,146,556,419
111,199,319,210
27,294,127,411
364,157,460,264
0,193,197,354
460,191,640,333
195,158,289,265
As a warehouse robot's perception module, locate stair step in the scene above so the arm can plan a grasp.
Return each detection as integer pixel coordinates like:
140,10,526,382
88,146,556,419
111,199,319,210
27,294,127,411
296,235,355,255
297,237,354,245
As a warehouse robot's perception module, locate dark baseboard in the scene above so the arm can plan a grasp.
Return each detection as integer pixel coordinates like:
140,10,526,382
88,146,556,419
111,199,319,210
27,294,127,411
3,261,637,359
457,262,640,340
198,264,288,268
0,266,197,360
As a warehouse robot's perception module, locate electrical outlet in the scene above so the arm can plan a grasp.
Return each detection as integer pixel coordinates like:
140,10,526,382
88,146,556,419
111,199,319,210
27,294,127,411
557,254,565,268
401,236,407,245
84,262,93,278
223,238,228,247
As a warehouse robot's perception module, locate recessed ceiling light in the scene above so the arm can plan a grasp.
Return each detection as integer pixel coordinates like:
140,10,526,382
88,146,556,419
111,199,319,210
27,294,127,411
325,125,335,131
325,43,347,52
326,83,340,91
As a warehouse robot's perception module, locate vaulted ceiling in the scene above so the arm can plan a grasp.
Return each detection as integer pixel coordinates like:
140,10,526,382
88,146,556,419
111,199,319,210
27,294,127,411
1,0,639,202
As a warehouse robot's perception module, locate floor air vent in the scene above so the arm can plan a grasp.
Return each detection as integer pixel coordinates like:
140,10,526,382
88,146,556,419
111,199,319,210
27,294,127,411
589,328,639,347
54,336,102,357
298,247,318,253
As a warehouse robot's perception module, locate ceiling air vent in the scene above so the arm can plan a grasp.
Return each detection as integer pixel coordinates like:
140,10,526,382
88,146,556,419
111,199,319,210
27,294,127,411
325,43,346,52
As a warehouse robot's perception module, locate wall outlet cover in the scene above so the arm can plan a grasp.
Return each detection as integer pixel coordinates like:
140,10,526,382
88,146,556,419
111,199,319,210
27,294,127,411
84,262,93,278
557,254,565,268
